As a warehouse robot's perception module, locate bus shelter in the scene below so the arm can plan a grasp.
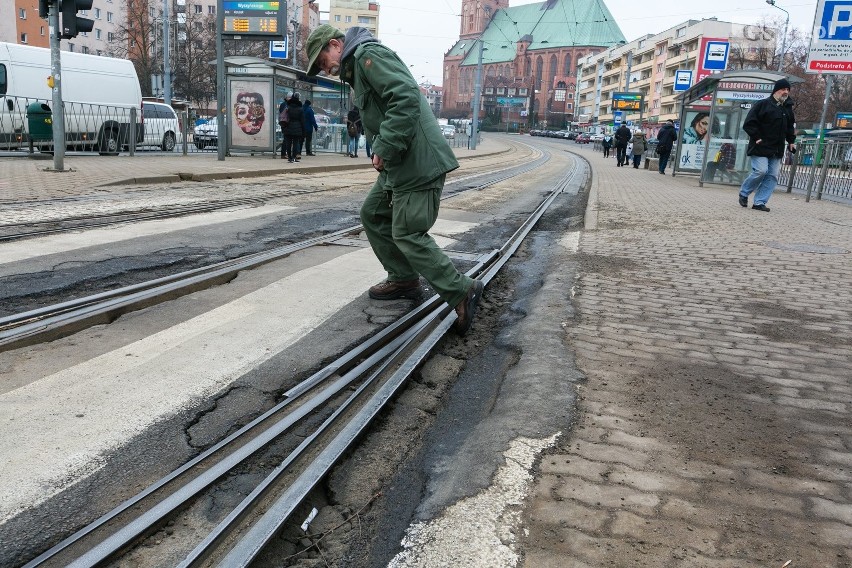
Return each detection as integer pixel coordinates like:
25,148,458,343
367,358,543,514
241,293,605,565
672,70,803,185
224,57,350,155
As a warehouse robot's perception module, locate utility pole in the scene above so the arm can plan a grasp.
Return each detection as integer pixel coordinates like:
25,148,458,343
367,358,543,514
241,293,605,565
470,37,484,150
163,0,171,105
49,1,65,171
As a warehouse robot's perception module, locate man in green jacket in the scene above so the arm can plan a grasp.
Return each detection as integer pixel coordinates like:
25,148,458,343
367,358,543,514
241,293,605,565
306,25,484,335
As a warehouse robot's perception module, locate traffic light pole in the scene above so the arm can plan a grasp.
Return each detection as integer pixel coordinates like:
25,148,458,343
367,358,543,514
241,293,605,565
216,6,226,161
49,2,66,170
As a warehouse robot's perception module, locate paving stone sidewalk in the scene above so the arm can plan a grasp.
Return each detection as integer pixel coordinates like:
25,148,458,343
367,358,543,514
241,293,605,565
523,145,852,567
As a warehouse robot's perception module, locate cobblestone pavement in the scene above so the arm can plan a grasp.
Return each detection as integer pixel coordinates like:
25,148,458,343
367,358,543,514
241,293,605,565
0,139,497,204
523,146,852,567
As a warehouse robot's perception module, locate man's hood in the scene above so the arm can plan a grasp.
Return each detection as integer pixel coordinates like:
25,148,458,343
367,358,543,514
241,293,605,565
341,27,380,62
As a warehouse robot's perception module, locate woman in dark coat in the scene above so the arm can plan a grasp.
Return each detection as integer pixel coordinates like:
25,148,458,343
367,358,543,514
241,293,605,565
283,93,305,162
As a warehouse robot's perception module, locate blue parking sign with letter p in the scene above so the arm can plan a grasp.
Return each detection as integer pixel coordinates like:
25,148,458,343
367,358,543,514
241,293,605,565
820,1,852,39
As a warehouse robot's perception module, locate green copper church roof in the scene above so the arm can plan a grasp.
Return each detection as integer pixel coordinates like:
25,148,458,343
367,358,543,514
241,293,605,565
448,0,626,67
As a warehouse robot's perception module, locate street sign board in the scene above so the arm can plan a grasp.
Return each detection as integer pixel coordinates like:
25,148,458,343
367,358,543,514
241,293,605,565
837,111,852,127
696,37,729,82
674,70,693,92
613,110,624,122
806,0,852,73
269,38,288,59
612,92,642,111
222,0,285,39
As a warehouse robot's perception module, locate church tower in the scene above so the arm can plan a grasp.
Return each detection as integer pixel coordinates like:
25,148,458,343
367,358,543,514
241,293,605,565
459,0,509,40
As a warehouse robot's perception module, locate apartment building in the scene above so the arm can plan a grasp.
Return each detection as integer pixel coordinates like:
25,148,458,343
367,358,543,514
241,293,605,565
328,0,379,36
575,18,772,135
420,82,442,116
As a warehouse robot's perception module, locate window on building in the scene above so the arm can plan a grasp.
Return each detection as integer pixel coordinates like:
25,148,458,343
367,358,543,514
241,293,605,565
358,16,370,24
20,33,28,44
108,32,115,41
81,31,88,37
94,7,100,18
195,40,202,49
40,26,45,35
19,8,26,19
107,11,113,22
68,43,75,51
567,103,573,110
130,39,136,47
639,39,645,48
655,81,661,93
345,15,352,22
96,29,102,39
150,7,155,17
82,46,90,54
208,22,215,32
657,63,663,73
334,15,341,21
676,27,686,38
97,50,102,56
194,5,202,13
208,5,215,13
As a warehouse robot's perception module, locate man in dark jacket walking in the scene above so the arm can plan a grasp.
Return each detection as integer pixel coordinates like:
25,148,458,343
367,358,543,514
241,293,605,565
739,78,796,212
305,24,484,335
282,93,305,162
302,99,319,156
614,122,632,167
655,119,677,174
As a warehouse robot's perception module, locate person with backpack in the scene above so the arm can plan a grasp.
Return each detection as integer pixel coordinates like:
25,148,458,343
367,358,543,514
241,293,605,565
614,122,632,167
654,119,677,174
346,107,362,158
282,92,305,162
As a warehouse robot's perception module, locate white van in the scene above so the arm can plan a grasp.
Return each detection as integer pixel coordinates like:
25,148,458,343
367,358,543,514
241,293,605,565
0,42,143,154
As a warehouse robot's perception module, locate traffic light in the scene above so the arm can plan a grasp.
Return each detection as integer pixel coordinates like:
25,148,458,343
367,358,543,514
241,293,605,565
38,0,51,19
61,0,94,39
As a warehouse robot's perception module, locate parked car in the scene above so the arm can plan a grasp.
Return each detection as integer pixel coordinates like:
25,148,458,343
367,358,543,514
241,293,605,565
193,119,217,149
141,102,182,151
576,133,592,144
442,125,456,139
566,131,579,140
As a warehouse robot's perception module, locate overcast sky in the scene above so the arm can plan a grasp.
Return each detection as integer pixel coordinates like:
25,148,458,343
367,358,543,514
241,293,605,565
314,0,819,85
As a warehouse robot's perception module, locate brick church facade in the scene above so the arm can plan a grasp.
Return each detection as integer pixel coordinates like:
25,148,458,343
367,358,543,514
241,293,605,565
442,0,625,129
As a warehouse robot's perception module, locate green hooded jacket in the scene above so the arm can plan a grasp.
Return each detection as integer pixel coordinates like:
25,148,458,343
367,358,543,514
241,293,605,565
341,39,459,192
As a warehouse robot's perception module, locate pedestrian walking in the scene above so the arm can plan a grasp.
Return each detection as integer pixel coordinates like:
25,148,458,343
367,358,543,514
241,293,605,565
655,119,677,174
614,122,631,166
601,133,612,158
630,130,646,169
305,24,484,334
303,99,319,156
346,107,362,158
282,93,305,162
738,78,796,212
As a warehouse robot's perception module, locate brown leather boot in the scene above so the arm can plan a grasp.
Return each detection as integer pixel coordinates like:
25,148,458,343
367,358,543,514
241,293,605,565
454,280,484,335
368,279,421,300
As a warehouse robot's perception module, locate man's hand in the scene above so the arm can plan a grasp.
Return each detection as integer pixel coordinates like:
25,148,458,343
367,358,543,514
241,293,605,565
372,154,384,172
755,139,762,145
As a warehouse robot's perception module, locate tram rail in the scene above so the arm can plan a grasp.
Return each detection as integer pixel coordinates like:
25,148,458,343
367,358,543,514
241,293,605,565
21,153,582,568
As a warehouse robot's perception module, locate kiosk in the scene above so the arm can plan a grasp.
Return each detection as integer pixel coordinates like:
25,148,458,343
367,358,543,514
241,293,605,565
224,56,351,155
673,70,803,185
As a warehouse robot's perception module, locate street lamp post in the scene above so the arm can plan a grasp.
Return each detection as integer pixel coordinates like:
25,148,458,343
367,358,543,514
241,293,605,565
766,0,789,72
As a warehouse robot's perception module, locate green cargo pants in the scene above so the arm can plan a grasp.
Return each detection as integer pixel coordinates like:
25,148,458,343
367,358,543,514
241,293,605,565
360,172,473,308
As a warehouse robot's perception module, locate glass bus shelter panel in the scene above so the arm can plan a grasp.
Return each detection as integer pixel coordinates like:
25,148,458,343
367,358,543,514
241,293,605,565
701,94,765,185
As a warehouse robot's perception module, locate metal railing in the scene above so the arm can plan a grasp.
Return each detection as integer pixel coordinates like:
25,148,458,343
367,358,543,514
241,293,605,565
779,139,852,201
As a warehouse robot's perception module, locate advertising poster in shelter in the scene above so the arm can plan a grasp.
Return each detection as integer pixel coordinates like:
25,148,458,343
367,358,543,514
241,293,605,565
678,109,716,171
229,79,273,150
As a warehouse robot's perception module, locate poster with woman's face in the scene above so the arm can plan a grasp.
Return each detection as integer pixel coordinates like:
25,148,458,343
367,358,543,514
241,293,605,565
678,109,714,171
229,79,272,149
